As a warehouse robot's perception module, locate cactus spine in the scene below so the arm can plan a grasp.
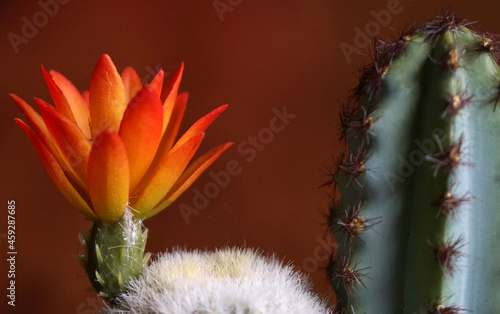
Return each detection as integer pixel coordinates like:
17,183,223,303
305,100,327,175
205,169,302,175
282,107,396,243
79,210,150,304
327,13,500,313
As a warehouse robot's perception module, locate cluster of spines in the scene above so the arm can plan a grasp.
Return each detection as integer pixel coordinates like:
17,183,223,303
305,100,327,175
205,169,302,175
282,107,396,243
325,11,500,313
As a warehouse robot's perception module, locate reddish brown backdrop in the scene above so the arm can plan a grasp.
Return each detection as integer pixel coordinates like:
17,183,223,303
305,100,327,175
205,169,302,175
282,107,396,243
1,0,499,313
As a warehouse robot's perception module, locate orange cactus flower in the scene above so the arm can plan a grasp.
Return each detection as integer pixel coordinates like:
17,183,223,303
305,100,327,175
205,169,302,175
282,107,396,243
13,54,232,224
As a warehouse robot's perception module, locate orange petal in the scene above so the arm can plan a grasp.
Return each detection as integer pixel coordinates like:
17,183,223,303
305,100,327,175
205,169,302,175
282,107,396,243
88,130,130,224
36,98,91,192
82,91,89,105
146,142,233,219
155,92,188,160
150,68,164,98
132,133,204,216
15,119,97,220
121,67,143,105
11,94,54,148
119,85,163,192
89,54,127,139
12,94,85,184
41,65,77,125
161,63,184,135
173,104,228,150
50,70,92,139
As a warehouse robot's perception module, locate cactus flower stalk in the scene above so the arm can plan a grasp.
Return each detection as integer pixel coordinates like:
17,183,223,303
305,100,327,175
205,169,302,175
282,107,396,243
327,12,500,313
12,54,232,303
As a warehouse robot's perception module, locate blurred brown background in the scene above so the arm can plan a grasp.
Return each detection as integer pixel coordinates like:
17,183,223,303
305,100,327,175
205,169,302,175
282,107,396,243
1,0,499,313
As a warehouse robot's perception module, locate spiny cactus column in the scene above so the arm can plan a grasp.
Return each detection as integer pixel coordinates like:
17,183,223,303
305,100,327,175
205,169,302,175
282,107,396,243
327,13,500,313
79,210,150,304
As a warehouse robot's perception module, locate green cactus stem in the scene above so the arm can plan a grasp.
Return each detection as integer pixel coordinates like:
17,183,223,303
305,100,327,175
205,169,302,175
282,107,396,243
327,12,500,313
79,210,150,305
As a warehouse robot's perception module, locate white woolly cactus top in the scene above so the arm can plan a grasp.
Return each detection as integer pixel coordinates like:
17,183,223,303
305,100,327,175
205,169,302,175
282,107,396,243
104,247,332,314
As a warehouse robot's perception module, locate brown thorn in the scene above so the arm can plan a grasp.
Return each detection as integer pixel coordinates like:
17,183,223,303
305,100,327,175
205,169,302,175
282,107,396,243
428,235,467,274
441,91,473,118
420,10,474,46
433,187,473,219
333,253,371,294
427,298,470,313
338,102,359,143
338,148,369,190
336,201,382,245
377,24,416,62
475,32,500,64
340,105,377,145
349,39,390,104
425,135,470,176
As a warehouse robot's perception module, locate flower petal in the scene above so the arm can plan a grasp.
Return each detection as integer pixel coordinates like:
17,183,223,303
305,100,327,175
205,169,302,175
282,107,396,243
89,54,127,139
121,67,143,105
154,92,188,160
88,130,130,224
150,68,164,98
50,70,92,139
145,142,233,219
11,94,54,148
82,91,89,105
41,65,77,125
36,98,91,192
119,85,163,192
161,63,184,135
15,119,97,220
132,133,204,216
173,104,228,150
12,94,85,185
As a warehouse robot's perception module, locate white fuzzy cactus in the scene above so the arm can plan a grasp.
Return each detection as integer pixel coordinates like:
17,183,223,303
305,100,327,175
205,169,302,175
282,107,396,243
103,247,332,313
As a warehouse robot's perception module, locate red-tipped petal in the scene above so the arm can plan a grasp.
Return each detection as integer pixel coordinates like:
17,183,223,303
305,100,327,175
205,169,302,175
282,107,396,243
41,65,77,125
50,70,92,139
36,98,91,192
155,92,188,159
150,68,164,98
132,133,204,216
119,86,163,192
139,93,188,189
146,142,233,218
88,130,130,224
11,94,54,148
12,94,83,184
121,67,143,105
173,104,228,150
161,63,184,135
89,54,127,139
15,119,96,220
